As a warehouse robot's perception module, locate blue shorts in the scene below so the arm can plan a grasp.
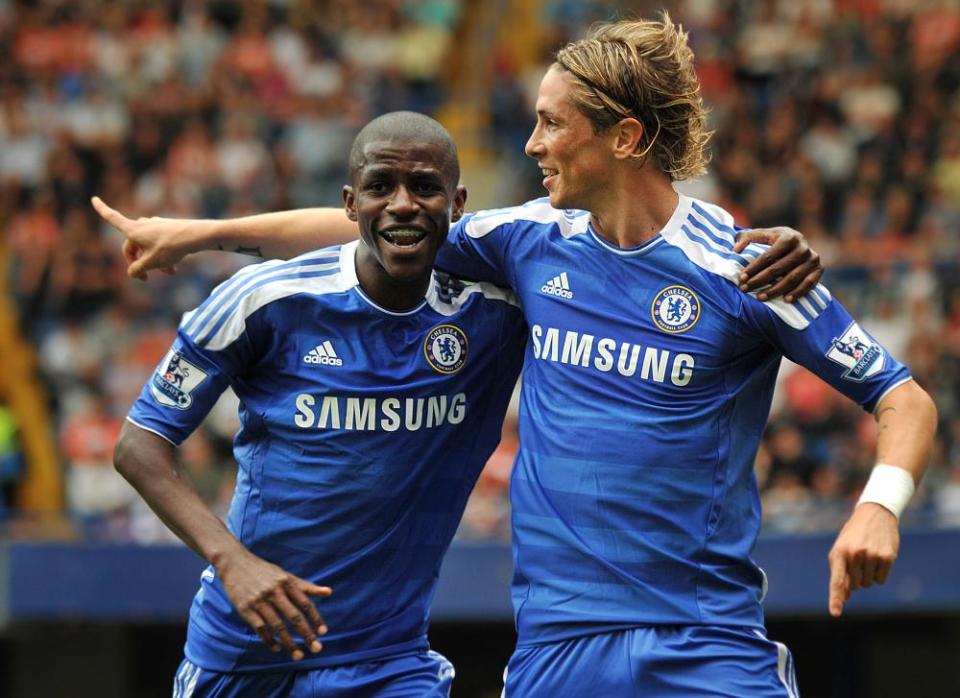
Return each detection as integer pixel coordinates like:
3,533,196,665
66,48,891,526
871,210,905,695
503,626,799,697
172,650,455,698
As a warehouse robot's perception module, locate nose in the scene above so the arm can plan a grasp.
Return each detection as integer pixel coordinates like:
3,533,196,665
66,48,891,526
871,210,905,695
525,123,544,160
386,184,418,217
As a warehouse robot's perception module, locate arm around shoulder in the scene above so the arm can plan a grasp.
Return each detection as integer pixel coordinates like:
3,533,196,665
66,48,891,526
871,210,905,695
92,197,356,279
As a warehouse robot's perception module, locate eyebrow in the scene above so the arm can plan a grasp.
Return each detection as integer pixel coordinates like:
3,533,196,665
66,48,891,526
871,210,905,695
362,165,443,177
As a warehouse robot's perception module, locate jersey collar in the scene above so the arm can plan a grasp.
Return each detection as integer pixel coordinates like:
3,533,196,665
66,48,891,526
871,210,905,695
587,193,692,257
343,240,436,316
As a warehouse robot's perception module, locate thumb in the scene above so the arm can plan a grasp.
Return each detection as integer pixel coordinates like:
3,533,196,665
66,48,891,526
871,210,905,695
128,260,149,282
828,552,849,618
733,231,752,253
122,240,148,280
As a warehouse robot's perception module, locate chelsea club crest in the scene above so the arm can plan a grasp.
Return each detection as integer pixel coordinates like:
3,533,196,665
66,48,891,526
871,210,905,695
424,324,468,374
651,285,701,334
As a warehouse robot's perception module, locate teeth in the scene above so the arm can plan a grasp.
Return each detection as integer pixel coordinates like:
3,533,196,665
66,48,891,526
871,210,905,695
542,168,558,176
381,228,426,247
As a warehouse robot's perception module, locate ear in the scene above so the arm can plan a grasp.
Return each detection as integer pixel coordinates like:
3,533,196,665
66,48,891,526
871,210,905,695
342,185,358,222
611,118,644,160
451,185,467,222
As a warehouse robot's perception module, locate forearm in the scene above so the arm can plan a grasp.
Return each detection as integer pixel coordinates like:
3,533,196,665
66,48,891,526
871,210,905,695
202,208,357,260
873,379,938,484
115,422,332,656
114,422,245,567
826,380,935,615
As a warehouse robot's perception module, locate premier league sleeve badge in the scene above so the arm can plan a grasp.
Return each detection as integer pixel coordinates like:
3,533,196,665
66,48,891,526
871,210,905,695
150,347,209,409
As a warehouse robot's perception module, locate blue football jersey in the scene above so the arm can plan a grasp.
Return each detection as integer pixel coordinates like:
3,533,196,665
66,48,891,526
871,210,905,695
128,241,526,671
435,195,911,646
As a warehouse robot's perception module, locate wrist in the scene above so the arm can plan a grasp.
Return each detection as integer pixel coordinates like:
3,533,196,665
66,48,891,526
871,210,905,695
189,218,224,253
857,464,915,520
207,539,250,573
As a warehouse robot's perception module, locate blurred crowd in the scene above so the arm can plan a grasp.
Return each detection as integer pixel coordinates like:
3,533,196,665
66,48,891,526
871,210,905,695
0,0,462,537
473,0,960,538
1,0,959,542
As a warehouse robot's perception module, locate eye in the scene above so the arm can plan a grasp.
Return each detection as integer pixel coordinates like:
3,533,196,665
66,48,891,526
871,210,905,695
414,182,443,195
364,180,390,194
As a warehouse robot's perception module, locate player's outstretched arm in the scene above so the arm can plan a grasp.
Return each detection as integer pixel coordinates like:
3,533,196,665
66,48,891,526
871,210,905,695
92,197,357,280
827,380,937,617
734,227,824,302
114,423,332,658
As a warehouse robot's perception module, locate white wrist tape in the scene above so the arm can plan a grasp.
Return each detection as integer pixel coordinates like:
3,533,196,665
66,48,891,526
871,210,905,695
857,464,915,519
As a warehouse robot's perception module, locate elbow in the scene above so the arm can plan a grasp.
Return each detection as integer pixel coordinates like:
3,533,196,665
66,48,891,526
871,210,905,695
113,421,149,483
918,385,938,432
113,421,175,485
906,379,938,430
880,379,938,430
113,427,135,481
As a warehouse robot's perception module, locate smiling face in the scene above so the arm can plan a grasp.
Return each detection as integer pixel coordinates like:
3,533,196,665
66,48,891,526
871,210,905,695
525,64,618,212
343,137,466,306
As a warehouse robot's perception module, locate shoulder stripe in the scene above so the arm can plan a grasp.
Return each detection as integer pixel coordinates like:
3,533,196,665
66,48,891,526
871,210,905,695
797,295,817,318
689,204,737,248
691,201,738,238
662,201,833,330
810,288,827,309
196,271,354,351
182,250,340,336
184,258,340,340
680,224,749,264
464,199,590,240
193,268,341,348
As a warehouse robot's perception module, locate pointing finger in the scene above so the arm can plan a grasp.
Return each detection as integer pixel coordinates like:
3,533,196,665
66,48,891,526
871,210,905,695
91,196,130,230
828,552,849,618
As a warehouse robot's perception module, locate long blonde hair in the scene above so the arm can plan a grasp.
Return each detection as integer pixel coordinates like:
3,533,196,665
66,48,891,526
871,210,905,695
554,11,712,181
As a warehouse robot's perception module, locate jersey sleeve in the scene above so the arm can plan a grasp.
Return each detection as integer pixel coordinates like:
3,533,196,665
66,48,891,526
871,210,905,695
739,286,912,412
127,310,257,446
434,210,518,288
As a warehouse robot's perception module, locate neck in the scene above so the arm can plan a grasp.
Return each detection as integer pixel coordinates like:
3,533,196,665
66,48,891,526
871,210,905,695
589,169,679,248
354,248,432,312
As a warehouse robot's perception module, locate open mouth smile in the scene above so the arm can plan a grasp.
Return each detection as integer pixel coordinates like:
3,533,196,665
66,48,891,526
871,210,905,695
540,167,558,188
379,228,428,248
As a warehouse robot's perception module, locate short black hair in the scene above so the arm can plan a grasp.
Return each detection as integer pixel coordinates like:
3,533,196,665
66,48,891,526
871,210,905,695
348,111,460,186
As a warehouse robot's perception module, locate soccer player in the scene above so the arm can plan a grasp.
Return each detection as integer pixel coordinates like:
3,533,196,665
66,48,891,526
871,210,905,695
113,111,528,696
96,14,936,698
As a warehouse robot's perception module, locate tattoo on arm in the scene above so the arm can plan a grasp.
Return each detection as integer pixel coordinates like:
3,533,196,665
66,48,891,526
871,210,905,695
217,244,264,258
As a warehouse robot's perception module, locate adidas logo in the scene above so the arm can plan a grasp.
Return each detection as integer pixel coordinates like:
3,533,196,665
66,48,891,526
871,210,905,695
540,272,573,299
304,340,343,366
